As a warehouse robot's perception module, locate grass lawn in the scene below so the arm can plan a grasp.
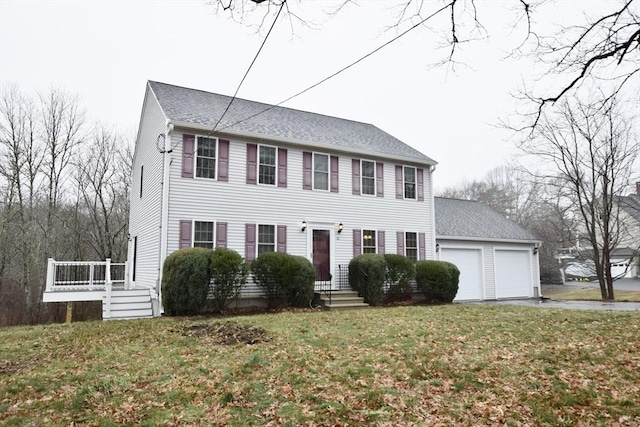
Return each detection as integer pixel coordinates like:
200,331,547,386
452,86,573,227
1,305,639,426
552,289,640,302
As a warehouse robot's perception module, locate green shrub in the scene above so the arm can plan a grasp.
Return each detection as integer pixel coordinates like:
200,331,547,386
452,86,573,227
415,260,459,303
384,254,416,302
162,247,212,316
209,248,248,313
251,252,316,308
285,256,316,307
349,254,386,306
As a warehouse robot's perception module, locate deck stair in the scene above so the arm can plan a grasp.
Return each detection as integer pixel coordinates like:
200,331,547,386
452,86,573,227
316,290,370,311
103,289,153,320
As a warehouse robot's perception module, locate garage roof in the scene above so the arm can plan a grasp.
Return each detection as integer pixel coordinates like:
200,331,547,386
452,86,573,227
435,197,540,242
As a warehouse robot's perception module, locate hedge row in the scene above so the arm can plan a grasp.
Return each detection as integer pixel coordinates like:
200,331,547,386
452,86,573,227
161,248,316,315
348,254,460,305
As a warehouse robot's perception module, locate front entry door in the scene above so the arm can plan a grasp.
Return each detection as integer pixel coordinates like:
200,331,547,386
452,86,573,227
312,229,331,282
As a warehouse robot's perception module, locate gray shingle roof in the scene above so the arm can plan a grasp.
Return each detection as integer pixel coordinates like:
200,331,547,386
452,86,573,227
618,194,640,224
149,81,435,164
435,197,539,241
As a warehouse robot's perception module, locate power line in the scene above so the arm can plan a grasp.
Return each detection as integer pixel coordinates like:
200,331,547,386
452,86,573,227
218,1,453,132
209,0,287,135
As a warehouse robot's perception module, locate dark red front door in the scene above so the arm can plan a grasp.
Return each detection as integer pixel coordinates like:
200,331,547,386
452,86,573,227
312,229,331,281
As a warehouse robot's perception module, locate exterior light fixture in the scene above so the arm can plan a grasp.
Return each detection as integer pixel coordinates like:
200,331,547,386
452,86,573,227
533,246,538,255
337,223,344,233
301,220,307,232
435,243,440,253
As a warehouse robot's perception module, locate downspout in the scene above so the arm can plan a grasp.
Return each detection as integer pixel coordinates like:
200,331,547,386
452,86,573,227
429,164,438,260
156,121,173,315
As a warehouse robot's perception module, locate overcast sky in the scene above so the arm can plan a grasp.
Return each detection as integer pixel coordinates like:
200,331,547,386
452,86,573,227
0,0,635,190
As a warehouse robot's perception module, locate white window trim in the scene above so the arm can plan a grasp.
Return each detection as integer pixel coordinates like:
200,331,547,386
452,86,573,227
194,135,219,180
362,229,377,254
256,223,277,257
405,231,418,261
192,219,215,249
403,165,417,200
360,159,377,197
312,152,330,192
257,144,278,186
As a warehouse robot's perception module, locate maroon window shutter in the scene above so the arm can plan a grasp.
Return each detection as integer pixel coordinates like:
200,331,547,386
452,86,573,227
218,139,229,182
277,225,287,253
419,233,426,260
376,162,384,197
353,229,362,257
352,159,361,195
245,223,256,261
246,144,257,185
397,231,405,255
179,220,192,248
182,135,195,178
377,230,385,254
278,148,287,188
302,151,312,190
395,165,403,199
330,156,339,193
216,222,227,248
417,168,424,201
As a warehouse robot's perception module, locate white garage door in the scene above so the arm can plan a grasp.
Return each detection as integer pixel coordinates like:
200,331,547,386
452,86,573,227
440,248,483,300
495,250,532,299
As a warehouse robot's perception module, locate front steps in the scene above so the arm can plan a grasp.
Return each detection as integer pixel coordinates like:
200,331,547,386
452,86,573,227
103,289,154,320
316,290,370,311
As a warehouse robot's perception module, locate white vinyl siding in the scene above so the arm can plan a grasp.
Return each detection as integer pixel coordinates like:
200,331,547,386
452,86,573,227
165,130,435,298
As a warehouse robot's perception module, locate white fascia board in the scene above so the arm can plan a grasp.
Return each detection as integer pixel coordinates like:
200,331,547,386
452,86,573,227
436,235,543,246
170,121,437,167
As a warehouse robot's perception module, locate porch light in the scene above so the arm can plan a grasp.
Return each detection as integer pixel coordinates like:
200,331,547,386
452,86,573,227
337,223,344,233
533,246,538,255
435,243,440,253
301,220,307,232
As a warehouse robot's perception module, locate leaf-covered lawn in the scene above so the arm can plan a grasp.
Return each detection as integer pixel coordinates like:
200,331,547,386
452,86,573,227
1,305,639,426
552,289,640,302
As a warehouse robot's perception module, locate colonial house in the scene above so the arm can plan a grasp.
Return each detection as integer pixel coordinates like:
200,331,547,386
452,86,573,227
43,81,542,320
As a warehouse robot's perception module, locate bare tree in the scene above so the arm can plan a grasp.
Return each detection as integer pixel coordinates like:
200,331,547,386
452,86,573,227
74,125,131,261
522,95,639,300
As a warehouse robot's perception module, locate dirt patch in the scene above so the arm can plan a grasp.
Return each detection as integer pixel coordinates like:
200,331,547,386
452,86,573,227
0,359,36,376
180,321,271,345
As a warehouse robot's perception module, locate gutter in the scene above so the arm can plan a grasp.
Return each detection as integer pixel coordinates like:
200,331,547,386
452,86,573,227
156,122,173,313
436,235,543,246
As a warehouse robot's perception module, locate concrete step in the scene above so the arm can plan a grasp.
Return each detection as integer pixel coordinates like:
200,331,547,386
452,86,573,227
315,291,369,311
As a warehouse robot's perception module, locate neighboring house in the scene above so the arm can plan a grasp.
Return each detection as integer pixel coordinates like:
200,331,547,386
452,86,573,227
612,183,640,278
434,197,542,300
126,81,438,312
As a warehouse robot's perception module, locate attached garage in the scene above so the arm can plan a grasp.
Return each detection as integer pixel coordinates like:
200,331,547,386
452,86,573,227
494,249,533,299
435,197,541,301
440,247,483,301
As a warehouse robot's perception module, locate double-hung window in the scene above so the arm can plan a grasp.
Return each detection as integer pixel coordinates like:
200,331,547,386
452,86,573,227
196,137,217,179
194,221,214,249
259,145,277,185
405,232,418,261
362,230,377,254
258,224,275,255
404,166,416,199
313,153,329,190
361,160,375,195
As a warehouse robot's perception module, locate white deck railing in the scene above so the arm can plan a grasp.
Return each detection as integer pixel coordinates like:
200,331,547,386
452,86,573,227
45,258,129,292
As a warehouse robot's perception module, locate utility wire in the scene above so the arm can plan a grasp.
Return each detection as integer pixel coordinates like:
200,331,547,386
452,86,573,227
209,0,287,135
218,1,453,132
